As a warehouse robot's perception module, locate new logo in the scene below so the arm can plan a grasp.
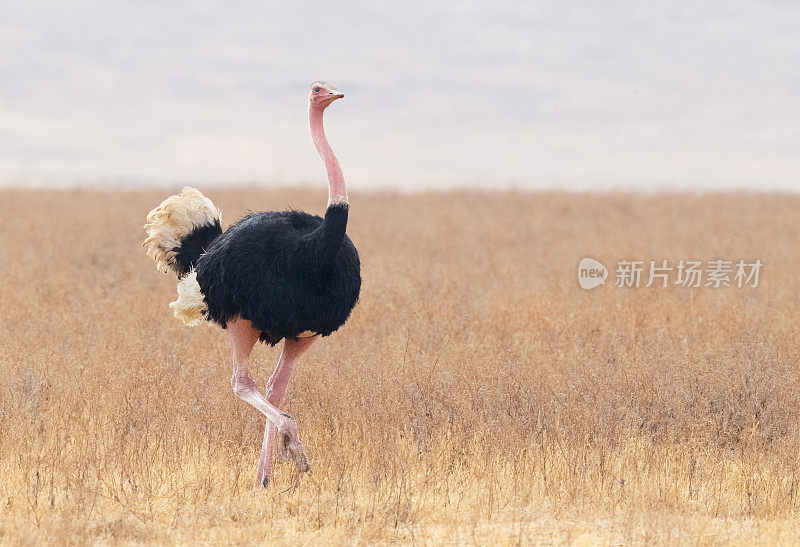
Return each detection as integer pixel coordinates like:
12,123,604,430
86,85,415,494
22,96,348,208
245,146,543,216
578,257,608,290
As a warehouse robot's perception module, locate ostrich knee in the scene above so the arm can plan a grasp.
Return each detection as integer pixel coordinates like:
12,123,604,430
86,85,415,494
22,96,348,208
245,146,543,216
232,373,258,399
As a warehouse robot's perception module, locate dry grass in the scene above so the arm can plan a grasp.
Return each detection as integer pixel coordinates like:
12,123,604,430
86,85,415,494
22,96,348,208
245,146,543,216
2,187,800,544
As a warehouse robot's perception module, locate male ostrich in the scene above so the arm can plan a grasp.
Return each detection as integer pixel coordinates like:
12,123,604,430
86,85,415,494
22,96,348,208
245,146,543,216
143,82,360,488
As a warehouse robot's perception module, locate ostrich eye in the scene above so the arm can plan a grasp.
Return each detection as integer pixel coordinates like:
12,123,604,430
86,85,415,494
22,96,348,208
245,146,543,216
313,87,321,93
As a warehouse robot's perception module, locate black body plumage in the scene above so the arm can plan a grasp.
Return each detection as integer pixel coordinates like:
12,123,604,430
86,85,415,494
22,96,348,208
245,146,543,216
188,203,360,345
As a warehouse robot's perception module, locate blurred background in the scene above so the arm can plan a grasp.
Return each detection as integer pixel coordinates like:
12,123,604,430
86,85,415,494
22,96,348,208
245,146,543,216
1,0,798,190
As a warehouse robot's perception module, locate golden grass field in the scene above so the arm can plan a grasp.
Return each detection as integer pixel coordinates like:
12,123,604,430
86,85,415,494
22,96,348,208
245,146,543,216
2,187,800,544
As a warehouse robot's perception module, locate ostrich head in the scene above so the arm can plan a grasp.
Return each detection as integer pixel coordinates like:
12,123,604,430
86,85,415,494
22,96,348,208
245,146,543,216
309,81,344,109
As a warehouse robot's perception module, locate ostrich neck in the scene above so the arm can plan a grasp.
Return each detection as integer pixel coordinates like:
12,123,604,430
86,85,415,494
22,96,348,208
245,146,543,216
309,106,347,207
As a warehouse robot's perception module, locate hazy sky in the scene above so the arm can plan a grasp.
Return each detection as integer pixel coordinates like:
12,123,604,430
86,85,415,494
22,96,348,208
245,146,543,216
1,1,799,190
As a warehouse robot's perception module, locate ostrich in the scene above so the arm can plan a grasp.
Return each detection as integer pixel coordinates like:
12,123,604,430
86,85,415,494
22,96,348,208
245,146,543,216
143,82,360,489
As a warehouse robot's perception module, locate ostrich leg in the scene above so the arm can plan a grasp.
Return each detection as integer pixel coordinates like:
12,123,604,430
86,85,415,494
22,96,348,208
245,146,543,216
254,335,318,489
227,318,310,475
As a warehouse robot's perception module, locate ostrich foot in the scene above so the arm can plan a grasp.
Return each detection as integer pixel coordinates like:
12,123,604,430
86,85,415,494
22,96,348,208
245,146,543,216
253,467,270,491
277,414,311,474
253,424,274,491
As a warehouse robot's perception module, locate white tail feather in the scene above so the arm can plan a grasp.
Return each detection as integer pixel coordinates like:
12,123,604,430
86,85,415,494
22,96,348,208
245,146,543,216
143,187,221,273
170,271,207,326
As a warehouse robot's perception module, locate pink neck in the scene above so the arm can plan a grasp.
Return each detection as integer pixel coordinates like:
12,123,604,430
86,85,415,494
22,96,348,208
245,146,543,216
309,105,348,207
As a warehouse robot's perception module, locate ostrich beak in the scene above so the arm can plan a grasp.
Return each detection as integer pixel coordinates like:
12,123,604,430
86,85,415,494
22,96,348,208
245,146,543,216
330,92,344,100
